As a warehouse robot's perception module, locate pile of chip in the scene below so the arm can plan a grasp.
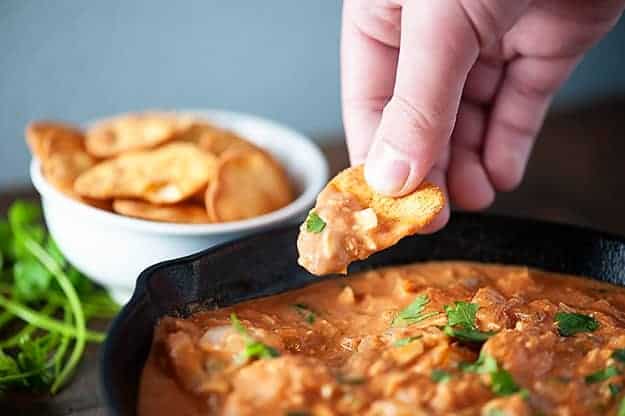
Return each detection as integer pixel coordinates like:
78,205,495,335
26,112,294,223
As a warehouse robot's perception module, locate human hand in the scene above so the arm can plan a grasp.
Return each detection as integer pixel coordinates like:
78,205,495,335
341,0,624,231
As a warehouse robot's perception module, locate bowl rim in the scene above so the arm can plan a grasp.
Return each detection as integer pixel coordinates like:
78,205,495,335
30,109,329,236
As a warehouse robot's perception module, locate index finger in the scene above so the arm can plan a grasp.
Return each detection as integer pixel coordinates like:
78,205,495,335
341,0,400,165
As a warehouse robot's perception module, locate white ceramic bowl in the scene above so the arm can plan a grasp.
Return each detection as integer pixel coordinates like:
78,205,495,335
30,110,328,304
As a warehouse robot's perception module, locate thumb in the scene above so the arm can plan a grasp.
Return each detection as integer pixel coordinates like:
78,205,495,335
364,98,451,196
363,0,528,196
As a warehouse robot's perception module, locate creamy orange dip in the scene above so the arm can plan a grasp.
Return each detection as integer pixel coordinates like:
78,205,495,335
139,261,625,416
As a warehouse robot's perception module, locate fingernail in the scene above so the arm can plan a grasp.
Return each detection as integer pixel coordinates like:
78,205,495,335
365,147,410,195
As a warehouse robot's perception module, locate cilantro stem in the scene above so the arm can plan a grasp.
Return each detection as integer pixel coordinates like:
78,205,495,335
53,305,72,377
0,366,49,383
0,310,13,329
0,295,103,342
19,238,87,394
0,302,57,348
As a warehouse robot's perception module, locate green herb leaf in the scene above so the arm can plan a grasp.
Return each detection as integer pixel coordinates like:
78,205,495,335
460,351,498,374
393,336,422,347
240,341,280,361
13,258,52,302
0,200,119,396
613,349,625,363
231,313,248,336
231,313,280,363
392,295,438,327
292,304,316,324
610,383,622,397
0,220,12,259
585,365,620,384
445,301,479,329
555,312,599,337
619,396,625,416
0,349,19,377
286,411,311,416
443,325,495,342
442,301,496,342
431,369,451,383
305,211,326,233
461,352,524,397
490,368,522,396
487,410,507,416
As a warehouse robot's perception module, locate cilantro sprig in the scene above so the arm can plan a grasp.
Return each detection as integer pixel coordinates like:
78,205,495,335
305,211,326,233
443,301,496,342
0,201,119,395
585,365,620,384
461,351,525,397
555,311,599,337
291,304,316,324
230,313,280,363
392,295,438,327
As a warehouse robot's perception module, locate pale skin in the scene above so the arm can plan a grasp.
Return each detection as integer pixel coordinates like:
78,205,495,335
342,0,625,231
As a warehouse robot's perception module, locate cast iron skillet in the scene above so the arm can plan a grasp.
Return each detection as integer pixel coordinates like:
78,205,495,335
100,213,625,415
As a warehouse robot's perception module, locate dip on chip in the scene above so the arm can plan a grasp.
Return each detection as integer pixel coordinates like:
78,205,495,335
297,165,444,275
74,142,218,204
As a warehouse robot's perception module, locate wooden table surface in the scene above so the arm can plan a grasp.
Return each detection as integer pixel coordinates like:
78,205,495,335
0,98,624,415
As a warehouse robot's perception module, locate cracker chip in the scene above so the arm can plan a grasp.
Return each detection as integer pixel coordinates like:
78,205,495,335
297,165,445,275
26,121,85,161
85,112,183,158
74,142,218,204
112,199,211,224
173,121,256,156
206,149,294,222
25,121,99,200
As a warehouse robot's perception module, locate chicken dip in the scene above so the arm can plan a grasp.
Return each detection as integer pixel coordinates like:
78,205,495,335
139,261,625,416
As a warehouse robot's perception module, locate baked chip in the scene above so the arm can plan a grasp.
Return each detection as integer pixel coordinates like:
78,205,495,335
74,142,218,204
26,121,85,160
206,149,294,222
25,121,98,198
112,200,211,224
85,112,183,158
297,165,445,275
173,121,256,156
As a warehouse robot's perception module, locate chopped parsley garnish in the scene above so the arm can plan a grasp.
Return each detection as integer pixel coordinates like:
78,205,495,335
393,336,422,347
305,211,326,233
619,396,625,416
613,349,625,363
442,301,496,342
431,369,451,383
554,312,599,337
487,410,507,416
461,352,524,397
443,326,495,342
292,303,316,324
460,351,498,374
585,365,620,384
610,383,622,397
491,368,523,396
392,295,438,327
446,301,479,327
230,313,280,363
